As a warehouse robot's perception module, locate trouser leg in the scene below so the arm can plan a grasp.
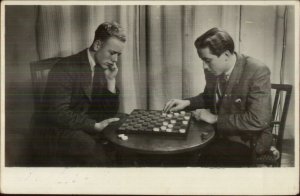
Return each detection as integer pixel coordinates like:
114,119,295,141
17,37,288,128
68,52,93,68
200,138,251,167
33,129,111,166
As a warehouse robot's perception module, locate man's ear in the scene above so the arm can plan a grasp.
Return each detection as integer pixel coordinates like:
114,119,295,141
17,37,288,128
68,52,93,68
92,40,103,51
224,50,231,57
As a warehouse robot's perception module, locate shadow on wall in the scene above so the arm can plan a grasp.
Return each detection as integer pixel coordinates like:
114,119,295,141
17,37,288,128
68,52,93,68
5,6,39,166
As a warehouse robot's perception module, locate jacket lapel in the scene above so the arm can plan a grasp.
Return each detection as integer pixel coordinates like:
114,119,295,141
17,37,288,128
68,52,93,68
219,53,245,113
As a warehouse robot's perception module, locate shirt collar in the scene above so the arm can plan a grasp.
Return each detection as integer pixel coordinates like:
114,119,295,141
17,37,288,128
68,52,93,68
87,48,96,71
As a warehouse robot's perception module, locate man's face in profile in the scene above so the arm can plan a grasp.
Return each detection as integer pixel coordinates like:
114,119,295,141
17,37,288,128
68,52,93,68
197,47,228,76
95,37,125,69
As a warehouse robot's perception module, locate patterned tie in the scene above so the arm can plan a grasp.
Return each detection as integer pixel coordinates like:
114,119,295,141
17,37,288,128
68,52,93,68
217,74,228,97
216,74,228,112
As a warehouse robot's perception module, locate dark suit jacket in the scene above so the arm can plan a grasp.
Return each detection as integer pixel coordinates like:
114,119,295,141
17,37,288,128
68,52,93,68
42,49,119,132
186,53,273,154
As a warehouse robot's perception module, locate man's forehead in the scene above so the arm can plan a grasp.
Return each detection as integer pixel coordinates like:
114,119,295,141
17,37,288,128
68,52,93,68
103,37,125,52
197,47,214,58
104,37,124,44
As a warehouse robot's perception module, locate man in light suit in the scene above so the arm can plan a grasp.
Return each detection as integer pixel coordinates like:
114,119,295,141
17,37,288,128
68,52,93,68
37,22,126,166
164,28,273,167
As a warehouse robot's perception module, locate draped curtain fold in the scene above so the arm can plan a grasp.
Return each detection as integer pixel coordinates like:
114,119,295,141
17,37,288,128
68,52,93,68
35,5,294,120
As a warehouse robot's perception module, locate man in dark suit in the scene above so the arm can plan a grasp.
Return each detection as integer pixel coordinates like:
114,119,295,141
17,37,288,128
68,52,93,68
38,22,126,166
164,28,273,167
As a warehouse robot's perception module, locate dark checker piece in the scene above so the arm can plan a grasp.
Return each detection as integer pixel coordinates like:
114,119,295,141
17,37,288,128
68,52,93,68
117,109,192,137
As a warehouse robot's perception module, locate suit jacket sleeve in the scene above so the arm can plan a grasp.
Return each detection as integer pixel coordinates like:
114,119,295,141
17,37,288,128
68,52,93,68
217,66,272,133
44,65,97,131
99,88,120,119
185,88,207,110
185,70,215,110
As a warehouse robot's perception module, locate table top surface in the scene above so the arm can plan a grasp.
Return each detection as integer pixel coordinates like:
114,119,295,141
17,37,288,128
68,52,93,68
103,113,215,155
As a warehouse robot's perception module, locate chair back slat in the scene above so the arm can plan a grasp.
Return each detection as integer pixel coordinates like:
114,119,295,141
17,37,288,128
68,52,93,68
270,84,292,167
30,57,62,111
272,90,281,122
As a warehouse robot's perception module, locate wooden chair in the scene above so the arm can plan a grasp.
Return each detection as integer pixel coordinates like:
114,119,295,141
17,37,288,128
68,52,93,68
29,57,62,165
251,84,293,167
30,57,62,111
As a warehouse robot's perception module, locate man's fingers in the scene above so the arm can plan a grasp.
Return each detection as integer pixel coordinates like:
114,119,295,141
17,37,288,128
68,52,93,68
109,65,118,72
105,63,118,71
192,111,198,120
98,118,120,130
164,101,176,112
191,110,196,117
192,110,201,120
163,100,172,112
107,118,120,123
163,100,173,111
170,105,181,112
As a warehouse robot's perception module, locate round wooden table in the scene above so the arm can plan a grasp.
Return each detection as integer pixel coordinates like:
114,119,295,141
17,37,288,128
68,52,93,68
103,113,215,155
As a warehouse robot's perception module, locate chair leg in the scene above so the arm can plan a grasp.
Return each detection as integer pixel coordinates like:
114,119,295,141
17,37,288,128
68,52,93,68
250,134,259,167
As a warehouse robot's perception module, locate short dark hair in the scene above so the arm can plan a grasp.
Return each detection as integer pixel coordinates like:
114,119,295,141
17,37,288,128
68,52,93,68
94,21,126,42
194,28,234,56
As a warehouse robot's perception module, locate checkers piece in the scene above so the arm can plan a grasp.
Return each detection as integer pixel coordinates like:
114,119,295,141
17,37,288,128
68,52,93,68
161,126,167,131
170,120,176,124
167,124,174,128
184,116,190,120
153,127,160,132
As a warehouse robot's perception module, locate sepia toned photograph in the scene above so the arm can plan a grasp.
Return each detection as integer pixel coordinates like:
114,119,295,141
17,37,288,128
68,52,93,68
1,0,299,195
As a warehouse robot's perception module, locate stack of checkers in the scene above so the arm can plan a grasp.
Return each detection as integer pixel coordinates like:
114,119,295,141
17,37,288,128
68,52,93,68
117,109,192,137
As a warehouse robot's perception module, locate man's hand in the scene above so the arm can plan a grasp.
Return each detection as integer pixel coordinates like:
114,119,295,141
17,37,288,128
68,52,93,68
102,63,118,93
192,109,218,124
94,118,120,132
104,63,118,80
163,99,190,112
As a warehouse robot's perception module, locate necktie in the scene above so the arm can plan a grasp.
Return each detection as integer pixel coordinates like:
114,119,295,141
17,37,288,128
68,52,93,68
217,74,228,98
91,64,107,99
89,64,106,119
216,74,228,112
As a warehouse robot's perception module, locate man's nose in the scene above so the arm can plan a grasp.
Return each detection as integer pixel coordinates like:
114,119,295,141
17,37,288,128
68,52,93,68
112,54,118,62
203,62,210,70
